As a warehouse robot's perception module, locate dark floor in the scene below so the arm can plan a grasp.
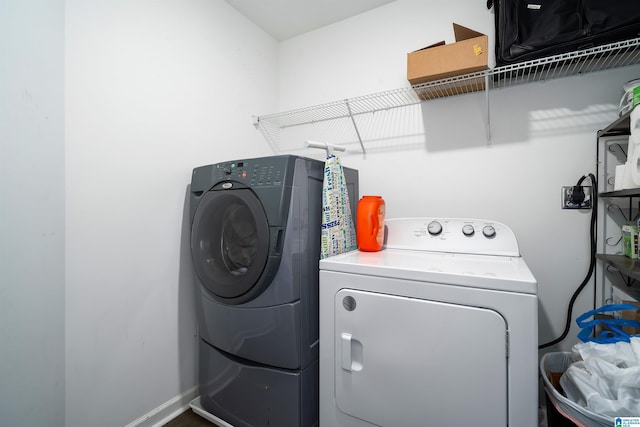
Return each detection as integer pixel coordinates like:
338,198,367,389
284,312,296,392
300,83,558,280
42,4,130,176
163,409,219,427
163,406,551,427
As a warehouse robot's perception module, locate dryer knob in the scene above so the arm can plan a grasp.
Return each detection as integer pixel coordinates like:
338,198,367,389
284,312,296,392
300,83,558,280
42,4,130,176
427,221,442,236
223,165,232,175
482,225,496,238
462,224,475,236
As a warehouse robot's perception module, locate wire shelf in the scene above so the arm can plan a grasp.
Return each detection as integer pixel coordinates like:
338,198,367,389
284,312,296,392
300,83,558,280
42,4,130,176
490,37,640,88
255,37,640,153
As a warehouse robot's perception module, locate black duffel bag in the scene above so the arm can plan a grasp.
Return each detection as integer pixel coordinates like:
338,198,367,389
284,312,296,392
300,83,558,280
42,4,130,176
489,0,640,66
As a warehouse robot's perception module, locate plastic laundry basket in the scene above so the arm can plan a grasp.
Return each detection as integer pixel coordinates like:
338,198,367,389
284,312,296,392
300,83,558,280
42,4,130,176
540,352,614,427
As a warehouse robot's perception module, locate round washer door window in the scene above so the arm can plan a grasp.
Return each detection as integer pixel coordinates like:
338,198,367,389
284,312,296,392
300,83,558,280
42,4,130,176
191,189,270,300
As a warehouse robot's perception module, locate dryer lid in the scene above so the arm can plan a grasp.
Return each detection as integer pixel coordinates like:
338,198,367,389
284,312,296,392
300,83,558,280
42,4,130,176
320,249,537,294
320,217,536,294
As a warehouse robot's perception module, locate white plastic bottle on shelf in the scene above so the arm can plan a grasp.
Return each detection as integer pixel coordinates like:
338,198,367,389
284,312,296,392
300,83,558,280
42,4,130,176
627,106,640,187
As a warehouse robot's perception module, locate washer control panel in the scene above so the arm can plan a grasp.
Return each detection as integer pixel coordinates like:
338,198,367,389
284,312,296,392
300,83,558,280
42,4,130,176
384,218,521,257
212,158,286,187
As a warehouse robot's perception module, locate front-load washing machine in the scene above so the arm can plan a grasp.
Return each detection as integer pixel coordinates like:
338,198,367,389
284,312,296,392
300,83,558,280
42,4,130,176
319,218,538,427
189,155,358,427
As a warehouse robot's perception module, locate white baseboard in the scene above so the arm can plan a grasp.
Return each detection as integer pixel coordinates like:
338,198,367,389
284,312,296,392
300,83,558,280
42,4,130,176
190,396,233,427
124,386,198,427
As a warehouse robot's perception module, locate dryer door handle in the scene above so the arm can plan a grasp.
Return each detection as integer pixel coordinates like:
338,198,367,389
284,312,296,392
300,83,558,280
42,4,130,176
341,333,352,371
341,332,363,372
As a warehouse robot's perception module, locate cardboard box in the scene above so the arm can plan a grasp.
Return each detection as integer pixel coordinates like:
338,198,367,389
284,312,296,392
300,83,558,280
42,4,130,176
407,23,488,91
621,300,640,335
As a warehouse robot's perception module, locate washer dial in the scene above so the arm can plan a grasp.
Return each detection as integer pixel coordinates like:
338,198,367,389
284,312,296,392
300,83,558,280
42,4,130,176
462,224,475,236
427,221,443,236
482,225,496,238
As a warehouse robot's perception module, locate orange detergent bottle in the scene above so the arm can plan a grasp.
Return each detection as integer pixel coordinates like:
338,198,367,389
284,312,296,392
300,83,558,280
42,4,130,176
356,196,386,252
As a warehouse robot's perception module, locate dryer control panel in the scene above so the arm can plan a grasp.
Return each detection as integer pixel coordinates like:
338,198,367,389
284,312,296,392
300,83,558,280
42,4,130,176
384,218,521,257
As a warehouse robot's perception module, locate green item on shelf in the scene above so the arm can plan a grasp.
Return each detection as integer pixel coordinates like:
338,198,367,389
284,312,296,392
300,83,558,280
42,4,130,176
622,223,638,259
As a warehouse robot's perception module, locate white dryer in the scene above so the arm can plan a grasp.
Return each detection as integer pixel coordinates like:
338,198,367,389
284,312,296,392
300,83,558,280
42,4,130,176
319,218,538,427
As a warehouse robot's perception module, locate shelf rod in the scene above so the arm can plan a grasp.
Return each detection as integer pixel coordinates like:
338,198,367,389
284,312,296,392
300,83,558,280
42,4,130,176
485,72,491,143
345,100,367,158
304,140,346,157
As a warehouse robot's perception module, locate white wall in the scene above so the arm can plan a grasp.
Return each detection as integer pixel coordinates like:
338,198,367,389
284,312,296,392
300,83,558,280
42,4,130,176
64,1,276,425
277,0,640,355
0,0,66,426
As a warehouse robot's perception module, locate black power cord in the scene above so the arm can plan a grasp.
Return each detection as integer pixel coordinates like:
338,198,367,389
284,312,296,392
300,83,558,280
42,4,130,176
539,173,597,349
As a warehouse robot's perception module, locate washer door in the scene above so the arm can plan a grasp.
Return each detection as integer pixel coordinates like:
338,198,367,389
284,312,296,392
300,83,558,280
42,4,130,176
191,188,271,302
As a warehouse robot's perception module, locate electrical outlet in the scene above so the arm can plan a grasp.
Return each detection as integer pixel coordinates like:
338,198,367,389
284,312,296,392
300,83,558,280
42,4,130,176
562,186,592,209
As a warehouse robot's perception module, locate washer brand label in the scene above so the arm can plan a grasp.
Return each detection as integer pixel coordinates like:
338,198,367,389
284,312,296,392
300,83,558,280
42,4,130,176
222,182,232,189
